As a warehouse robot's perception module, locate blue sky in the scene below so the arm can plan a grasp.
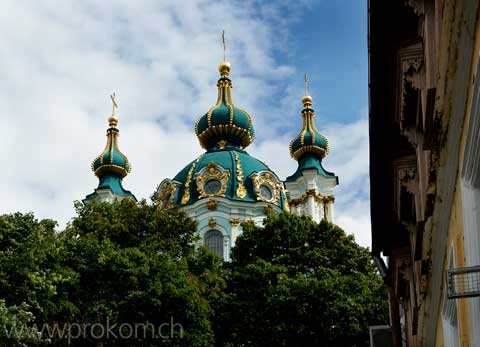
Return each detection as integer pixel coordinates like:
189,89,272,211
0,0,371,247
288,0,368,124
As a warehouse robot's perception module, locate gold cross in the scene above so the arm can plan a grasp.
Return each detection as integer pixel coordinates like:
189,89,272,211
222,30,226,61
304,73,309,96
110,92,118,116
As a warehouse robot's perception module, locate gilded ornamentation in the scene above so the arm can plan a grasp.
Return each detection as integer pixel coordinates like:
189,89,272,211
264,205,274,214
91,96,132,179
323,195,335,203
288,90,329,160
281,187,290,212
207,200,218,211
233,152,247,199
229,217,240,226
194,60,255,150
217,140,227,149
289,191,335,207
250,171,282,203
195,162,230,198
208,218,217,228
157,180,177,208
181,155,203,205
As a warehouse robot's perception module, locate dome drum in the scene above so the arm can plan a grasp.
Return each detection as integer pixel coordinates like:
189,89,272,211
172,149,288,211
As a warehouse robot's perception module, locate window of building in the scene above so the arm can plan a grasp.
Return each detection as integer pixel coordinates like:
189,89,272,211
204,229,224,258
204,179,222,195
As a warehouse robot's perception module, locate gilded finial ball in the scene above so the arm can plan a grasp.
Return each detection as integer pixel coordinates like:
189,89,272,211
108,115,118,127
218,60,231,76
302,95,313,107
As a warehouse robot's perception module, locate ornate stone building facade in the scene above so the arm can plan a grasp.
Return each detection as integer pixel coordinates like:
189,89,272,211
369,0,480,345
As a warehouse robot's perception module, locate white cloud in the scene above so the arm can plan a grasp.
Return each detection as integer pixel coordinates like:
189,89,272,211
0,0,371,248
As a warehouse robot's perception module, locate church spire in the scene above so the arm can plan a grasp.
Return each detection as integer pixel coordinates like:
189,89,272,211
194,32,255,150
289,74,329,161
84,94,136,203
285,75,338,223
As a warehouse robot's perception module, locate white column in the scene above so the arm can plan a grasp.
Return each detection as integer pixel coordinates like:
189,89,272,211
307,195,315,219
319,200,325,220
327,201,334,222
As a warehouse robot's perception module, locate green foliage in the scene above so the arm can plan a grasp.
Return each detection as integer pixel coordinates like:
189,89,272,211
0,300,41,346
215,213,389,347
0,212,63,321
55,199,215,346
0,202,388,347
0,201,217,346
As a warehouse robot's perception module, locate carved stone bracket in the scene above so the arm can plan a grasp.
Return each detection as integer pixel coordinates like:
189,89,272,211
404,0,425,15
393,156,418,220
399,167,418,195
396,41,424,130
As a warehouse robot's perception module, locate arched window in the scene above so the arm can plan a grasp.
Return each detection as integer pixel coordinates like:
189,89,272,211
204,230,224,258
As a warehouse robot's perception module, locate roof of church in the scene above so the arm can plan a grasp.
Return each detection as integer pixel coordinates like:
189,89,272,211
289,93,329,161
168,60,287,211
172,145,287,210
285,153,337,183
286,80,338,184
86,99,135,200
194,61,255,150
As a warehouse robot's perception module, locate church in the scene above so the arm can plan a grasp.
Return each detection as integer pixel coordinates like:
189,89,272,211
83,56,338,260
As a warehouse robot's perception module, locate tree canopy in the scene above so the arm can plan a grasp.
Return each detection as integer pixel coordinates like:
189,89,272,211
0,201,388,346
215,213,389,347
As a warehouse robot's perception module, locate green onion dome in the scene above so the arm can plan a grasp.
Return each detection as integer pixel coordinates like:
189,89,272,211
289,95,329,161
91,115,131,179
195,61,255,150
161,60,289,212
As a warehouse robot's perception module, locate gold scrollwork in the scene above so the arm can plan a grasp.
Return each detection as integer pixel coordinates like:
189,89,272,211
251,171,282,203
208,218,217,228
195,162,230,198
229,217,240,226
288,191,335,207
181,155,203,205
233,152,247,199
281,187,290,212
157,180,177,208
217,140,228,149
207,200,218,210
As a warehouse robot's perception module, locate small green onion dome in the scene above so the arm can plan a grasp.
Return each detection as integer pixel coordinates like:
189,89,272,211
195,61,255,150
289,95,329,160
91,115,131,179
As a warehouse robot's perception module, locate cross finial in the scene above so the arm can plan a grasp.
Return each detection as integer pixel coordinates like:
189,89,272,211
304,73,309,96
222,30,226,61
110,92,118,116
